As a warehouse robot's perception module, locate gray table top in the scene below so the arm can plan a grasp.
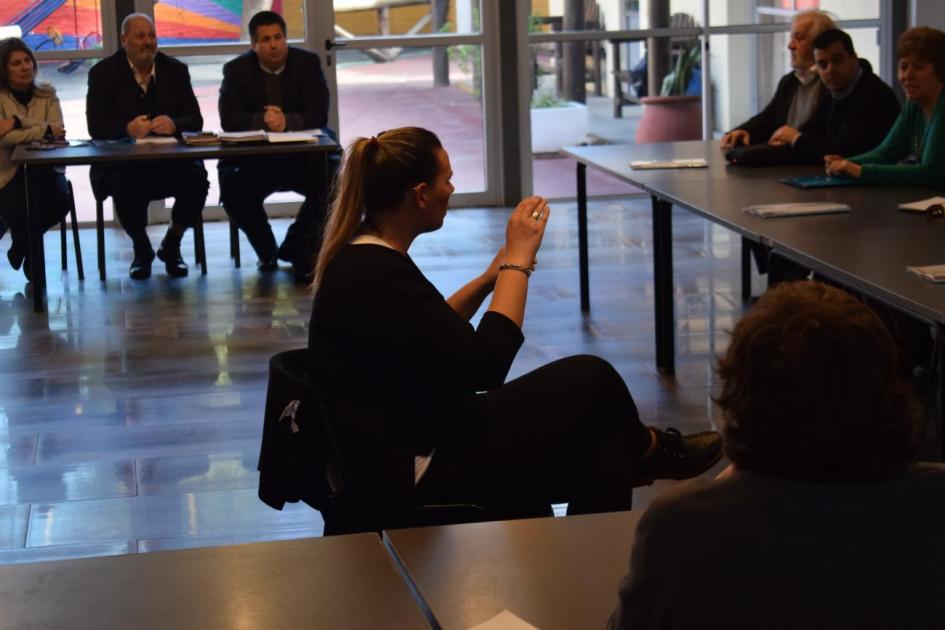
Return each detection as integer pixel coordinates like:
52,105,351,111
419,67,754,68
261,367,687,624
385,511,641,630
562,141,945,324
0,534,429,630
11,136,338,167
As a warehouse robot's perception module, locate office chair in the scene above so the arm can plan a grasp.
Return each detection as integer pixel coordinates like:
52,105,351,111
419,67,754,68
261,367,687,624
258,348,491,536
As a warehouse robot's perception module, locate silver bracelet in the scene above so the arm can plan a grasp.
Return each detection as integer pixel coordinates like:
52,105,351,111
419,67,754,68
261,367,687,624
498,263,533,277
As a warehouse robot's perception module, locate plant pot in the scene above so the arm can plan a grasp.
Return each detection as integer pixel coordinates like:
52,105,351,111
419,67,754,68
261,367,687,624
530,101,589,153
635,95,702,144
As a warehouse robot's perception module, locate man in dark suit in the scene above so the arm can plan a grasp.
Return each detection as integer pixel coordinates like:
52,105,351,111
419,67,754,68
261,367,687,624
86,13,209,280
720,9,837,150
218,10,336,280
727,29,900,167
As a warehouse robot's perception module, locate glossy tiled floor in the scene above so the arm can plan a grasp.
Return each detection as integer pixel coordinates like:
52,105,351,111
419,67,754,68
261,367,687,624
0,197,750,564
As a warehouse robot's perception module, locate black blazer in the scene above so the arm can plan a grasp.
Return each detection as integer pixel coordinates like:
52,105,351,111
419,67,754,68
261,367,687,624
218,47,330,134
791,59,901,162
307,245,524,510
734,70,830,143
86,49,202,139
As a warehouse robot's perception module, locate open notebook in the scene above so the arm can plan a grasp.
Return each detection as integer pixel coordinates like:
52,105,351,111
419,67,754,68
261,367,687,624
743,202,851,218
898,196,945,213
907,265,945,283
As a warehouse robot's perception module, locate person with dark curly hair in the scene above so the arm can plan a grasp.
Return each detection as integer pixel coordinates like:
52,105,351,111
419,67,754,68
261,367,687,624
609,281,945,630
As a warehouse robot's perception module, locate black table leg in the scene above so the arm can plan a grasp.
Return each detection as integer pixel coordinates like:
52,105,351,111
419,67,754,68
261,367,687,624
25,166,47,313
935,323,945,460
195,214,207,276
652,195,674,376
741,236,752,304
577,161,589,312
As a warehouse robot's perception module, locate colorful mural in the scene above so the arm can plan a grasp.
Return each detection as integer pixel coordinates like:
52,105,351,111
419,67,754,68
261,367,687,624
0,0,102,51
0,0,263,50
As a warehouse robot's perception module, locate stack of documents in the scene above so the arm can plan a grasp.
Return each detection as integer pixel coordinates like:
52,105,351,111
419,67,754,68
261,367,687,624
907,265,945,283
630,158,707,170
897,196,945,213
743,202,851,218
266,131,319,143
134,136,177,145
218,130,324,144
219,130,267,143
182,131,220,146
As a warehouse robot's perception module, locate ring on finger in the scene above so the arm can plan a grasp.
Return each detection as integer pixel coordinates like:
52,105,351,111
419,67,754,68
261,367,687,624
531,210,542,220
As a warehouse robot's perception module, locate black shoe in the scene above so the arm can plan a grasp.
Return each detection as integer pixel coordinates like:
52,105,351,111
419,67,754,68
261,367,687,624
257,257,278,272
292,264,314,285
632,427,723,486
157,239,188,278
7,241,24,271
129,247,155,280
276,234,299,263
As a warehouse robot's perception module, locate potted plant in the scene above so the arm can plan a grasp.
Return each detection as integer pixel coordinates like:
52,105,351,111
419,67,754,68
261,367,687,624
530,92,589,154
635,31,703,143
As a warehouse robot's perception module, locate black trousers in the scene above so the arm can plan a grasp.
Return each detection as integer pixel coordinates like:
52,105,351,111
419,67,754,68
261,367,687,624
218,155,336,264
416,355,652,517
92,161,209,243
0,166,70,249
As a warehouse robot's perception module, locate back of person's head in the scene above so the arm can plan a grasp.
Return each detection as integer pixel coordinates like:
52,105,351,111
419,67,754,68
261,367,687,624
249,10,287,42
0,38,37,91
813,28,855,56
715,281,921,482
794,9,836,39
314,127,443,286
896,26,945,82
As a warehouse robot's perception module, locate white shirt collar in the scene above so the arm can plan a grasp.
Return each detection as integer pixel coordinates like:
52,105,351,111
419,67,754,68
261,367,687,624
259,61,286,76
127,56,156,92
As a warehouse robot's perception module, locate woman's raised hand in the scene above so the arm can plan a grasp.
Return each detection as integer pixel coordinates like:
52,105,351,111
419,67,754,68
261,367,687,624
504,196,550,266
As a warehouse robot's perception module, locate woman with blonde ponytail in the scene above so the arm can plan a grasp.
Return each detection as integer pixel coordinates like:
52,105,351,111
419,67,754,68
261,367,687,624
307,127,721,523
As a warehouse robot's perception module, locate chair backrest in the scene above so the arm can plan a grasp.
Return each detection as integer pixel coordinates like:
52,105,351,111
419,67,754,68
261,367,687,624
257,349,332,512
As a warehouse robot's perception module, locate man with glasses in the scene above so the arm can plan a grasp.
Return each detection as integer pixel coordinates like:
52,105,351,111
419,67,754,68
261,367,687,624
218,10,336,282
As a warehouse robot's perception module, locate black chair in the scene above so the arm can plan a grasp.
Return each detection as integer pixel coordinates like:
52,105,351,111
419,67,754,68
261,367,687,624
258,348,491,535
60,180,84,279
94,194,207,281
0,179,83,280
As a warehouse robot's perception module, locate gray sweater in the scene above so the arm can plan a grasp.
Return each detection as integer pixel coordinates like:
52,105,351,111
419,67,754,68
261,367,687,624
609,464,945,630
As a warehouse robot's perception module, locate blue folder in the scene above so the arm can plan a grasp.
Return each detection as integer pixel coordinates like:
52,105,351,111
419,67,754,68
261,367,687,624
780,175,860,189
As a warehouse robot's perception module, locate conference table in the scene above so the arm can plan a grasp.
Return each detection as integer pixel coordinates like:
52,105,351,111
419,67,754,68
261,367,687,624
0,533,429,629
12,137,339,313
0,511,641,629
562,140,945,454
384,510,641,630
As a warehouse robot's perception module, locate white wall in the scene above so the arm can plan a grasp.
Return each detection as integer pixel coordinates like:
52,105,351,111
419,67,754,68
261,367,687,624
911,0,945,29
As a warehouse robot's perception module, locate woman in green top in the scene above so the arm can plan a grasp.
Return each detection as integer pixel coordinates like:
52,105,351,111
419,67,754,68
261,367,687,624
825,27,945,187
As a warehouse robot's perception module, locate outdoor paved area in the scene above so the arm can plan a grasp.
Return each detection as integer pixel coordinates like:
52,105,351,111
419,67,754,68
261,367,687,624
40,48,642,224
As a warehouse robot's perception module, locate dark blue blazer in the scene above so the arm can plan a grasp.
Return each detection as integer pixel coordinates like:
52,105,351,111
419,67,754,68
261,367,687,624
218,47,332,136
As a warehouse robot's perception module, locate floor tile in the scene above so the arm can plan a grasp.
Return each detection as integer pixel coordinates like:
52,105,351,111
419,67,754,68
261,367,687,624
26,488,319,547
0,460,135,506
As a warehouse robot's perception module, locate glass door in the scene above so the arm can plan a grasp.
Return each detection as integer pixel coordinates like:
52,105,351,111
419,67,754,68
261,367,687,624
313,1,499,206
